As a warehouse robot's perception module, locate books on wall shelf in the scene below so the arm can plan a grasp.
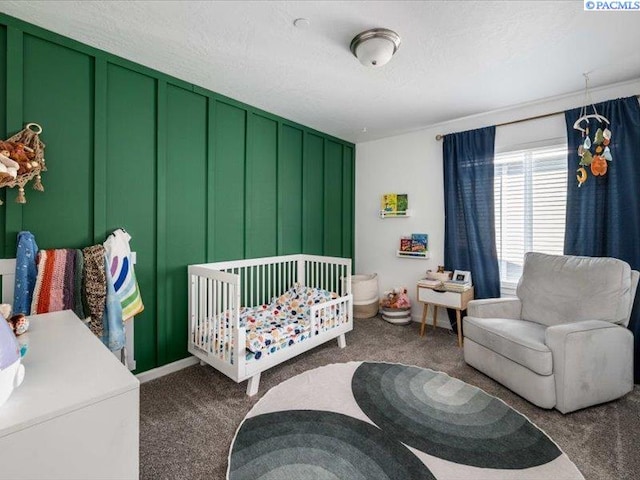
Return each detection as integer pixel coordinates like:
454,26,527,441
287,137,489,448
379,193,410,218
397,194,408,212
399,237,412,252
411,233,428,252
397,233,429,259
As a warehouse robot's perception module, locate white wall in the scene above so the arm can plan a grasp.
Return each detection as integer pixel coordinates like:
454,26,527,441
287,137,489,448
355,78,640,326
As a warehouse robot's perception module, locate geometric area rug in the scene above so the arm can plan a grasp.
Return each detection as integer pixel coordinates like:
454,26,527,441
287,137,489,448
228,362,584,479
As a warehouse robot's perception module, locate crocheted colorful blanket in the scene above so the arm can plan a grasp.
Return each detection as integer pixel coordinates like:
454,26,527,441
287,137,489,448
31,249,84,318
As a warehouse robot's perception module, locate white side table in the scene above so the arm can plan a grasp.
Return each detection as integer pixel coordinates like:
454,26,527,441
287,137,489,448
0,310,139,479
417,285,474,347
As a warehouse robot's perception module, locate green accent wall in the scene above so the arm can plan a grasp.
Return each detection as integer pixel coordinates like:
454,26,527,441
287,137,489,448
0,14,355,373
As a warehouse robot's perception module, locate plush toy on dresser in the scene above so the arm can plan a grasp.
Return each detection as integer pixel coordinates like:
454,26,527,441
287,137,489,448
1,302,29,367
0,305,26,408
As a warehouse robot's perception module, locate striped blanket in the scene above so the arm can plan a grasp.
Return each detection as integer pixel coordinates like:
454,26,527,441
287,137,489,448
31,249,85,318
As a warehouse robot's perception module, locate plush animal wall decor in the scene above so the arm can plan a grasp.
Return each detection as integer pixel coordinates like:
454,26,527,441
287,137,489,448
0,123,46,204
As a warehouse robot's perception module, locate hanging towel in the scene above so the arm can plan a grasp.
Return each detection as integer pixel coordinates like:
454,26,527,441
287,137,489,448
82,245,106,338
103,229,144,320
31,249,81,315
13,231,38,315
103,253,125,351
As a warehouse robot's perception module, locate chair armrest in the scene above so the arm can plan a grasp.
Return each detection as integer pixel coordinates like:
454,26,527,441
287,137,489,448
545,320,633,413
467,298,522,319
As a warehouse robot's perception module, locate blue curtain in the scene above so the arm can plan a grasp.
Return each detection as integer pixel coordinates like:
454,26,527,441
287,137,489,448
564,96,640,383
443,126,500,330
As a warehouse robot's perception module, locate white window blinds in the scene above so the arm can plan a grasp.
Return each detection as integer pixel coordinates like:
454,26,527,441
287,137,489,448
494,144,568,293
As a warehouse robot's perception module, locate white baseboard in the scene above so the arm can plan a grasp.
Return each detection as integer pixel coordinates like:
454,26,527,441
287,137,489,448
136,356,200,383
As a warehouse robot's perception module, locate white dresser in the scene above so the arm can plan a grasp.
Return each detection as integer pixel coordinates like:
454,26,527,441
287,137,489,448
0,310,139,479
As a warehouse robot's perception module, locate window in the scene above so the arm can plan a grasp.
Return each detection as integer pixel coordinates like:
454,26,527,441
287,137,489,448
494,143,568,294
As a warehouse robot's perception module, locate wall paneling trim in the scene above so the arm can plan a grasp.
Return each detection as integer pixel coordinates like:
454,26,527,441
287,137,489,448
0,14,355,373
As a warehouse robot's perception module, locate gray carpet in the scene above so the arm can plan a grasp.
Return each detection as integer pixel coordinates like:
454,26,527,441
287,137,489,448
140,318,640,480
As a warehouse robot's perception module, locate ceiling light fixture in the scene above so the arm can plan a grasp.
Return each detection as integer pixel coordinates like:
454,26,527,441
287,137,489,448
350,28,401,67
293,18,310,29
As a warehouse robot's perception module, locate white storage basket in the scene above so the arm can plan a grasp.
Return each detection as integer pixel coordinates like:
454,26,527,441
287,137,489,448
351,274,379,319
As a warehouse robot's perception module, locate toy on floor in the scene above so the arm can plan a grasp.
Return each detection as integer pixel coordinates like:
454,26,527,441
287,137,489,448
380,287,412,325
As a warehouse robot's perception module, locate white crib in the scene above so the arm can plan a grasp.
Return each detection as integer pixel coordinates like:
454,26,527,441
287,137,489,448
188,254,353,396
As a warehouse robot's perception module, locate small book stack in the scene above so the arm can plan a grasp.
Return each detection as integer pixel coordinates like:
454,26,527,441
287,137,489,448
443,280,472,292
417,278,442,289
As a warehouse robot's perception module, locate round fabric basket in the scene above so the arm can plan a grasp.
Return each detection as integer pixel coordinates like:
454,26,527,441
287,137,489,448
381,307,412,325
351,274,379,319
352,274,378,300
354,301,379,319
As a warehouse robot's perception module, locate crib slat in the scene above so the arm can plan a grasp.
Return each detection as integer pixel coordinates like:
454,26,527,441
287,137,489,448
206,278,211,353
199,277,205,350
215,280,224,358
223,279,228,362
214,279,219,357
330,264,334,292
256,265,260,305
224,279,229,361
252,266,256,307
190,275,196,345
194,276,199,347
240,267,244,306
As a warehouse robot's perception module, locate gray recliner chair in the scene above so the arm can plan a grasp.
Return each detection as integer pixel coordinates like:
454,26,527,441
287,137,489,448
463,252,638,413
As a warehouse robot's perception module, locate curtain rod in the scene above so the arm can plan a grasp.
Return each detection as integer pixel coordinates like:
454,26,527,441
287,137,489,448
434,94,640,141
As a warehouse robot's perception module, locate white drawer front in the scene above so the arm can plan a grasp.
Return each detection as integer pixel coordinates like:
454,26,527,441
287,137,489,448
418,288,462,309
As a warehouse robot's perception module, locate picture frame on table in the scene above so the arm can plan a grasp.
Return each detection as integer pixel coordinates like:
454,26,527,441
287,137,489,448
452,270,472,284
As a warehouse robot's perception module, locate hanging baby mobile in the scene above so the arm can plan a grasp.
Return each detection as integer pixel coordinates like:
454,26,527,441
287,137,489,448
0,123,46,204
574,74,612,187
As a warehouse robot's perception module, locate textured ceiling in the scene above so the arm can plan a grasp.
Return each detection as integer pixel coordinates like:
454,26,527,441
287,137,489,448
1,1,640,143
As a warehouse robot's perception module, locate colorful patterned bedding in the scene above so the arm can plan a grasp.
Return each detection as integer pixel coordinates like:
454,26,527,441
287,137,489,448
198,284,347,363
245,285,338,353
